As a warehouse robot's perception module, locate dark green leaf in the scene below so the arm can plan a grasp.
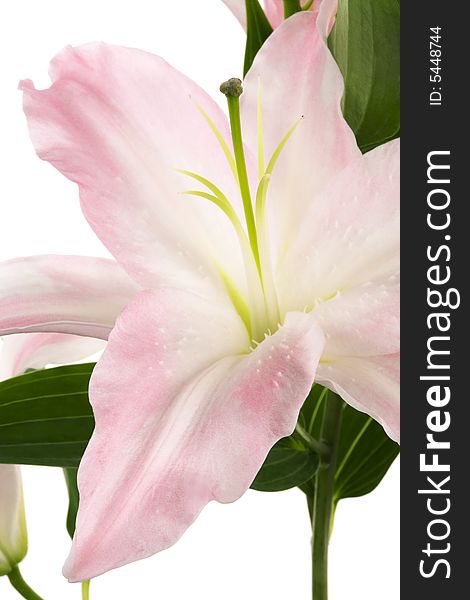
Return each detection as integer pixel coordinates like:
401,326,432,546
63,467,79,538
333,405,399,502
243,0,273,76
0,364,95,467
251,433,320,492
328,0,400,152
298,385,399,501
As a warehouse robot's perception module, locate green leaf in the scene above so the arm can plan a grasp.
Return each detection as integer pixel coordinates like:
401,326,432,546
333,405,399,502
63,467,79,538
250,433,320,492
298,385,399,501
328,0,400,152
0,364,95,467
243,0,273,76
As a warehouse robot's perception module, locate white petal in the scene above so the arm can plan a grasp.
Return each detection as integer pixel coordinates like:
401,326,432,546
0,334,105,380
0,465,27,575
317,353,400,442
0,256,139,339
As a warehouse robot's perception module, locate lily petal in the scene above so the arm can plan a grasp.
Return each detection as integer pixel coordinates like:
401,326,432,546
64,288,324,580
264,0,284,28
276,140,399,440
0,465,27,576
0,256,138,339
317,353,400,442
241,2,359,254
276,139,400,314
21,44,247,303
0,333,105,380
314,276,399,358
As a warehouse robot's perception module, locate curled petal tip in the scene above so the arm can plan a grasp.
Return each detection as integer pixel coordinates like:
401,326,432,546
18,79,34,91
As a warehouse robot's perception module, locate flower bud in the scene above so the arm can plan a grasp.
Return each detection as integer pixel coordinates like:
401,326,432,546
0,465,28,576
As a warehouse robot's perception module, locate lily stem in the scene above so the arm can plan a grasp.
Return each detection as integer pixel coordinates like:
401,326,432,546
295,423,329,458
7,566,45,600
310,391,343,600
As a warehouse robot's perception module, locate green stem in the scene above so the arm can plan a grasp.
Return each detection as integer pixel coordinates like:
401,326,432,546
310,392,343,600
7,566,45,600
295,423,329,458
225,95,262,277
283,0,302,18
82,580,91,600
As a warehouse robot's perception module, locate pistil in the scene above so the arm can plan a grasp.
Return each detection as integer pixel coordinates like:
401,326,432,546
220,79,262,280
179,79,300,342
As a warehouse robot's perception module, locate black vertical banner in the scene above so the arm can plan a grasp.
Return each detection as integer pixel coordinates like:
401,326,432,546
401,2,468,597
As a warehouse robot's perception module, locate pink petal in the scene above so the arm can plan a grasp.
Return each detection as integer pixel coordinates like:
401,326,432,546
277,139,399,441
241,2,359,255
21,44,246,303
317,353,400,442
277,139,399,314
314,276,399,358
63,288,324,580
0,333,105,380
264,0,284,28
0,256,138,339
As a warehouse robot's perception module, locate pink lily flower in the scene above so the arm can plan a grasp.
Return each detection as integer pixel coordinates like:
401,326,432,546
1,0,398,581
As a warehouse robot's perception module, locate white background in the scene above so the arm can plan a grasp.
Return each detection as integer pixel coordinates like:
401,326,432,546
0,1,399,599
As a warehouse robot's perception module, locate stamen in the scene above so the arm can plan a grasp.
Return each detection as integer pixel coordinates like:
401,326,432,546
217,269,252,337
177,169,237,218
220,78,262,279
255,174,270,224
177,168,250,262
255,174,280,327
193,102,239,185
179,190,243,236
254,119,301,326
266,119,301,175
255,118,301,236
177,169,267,340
